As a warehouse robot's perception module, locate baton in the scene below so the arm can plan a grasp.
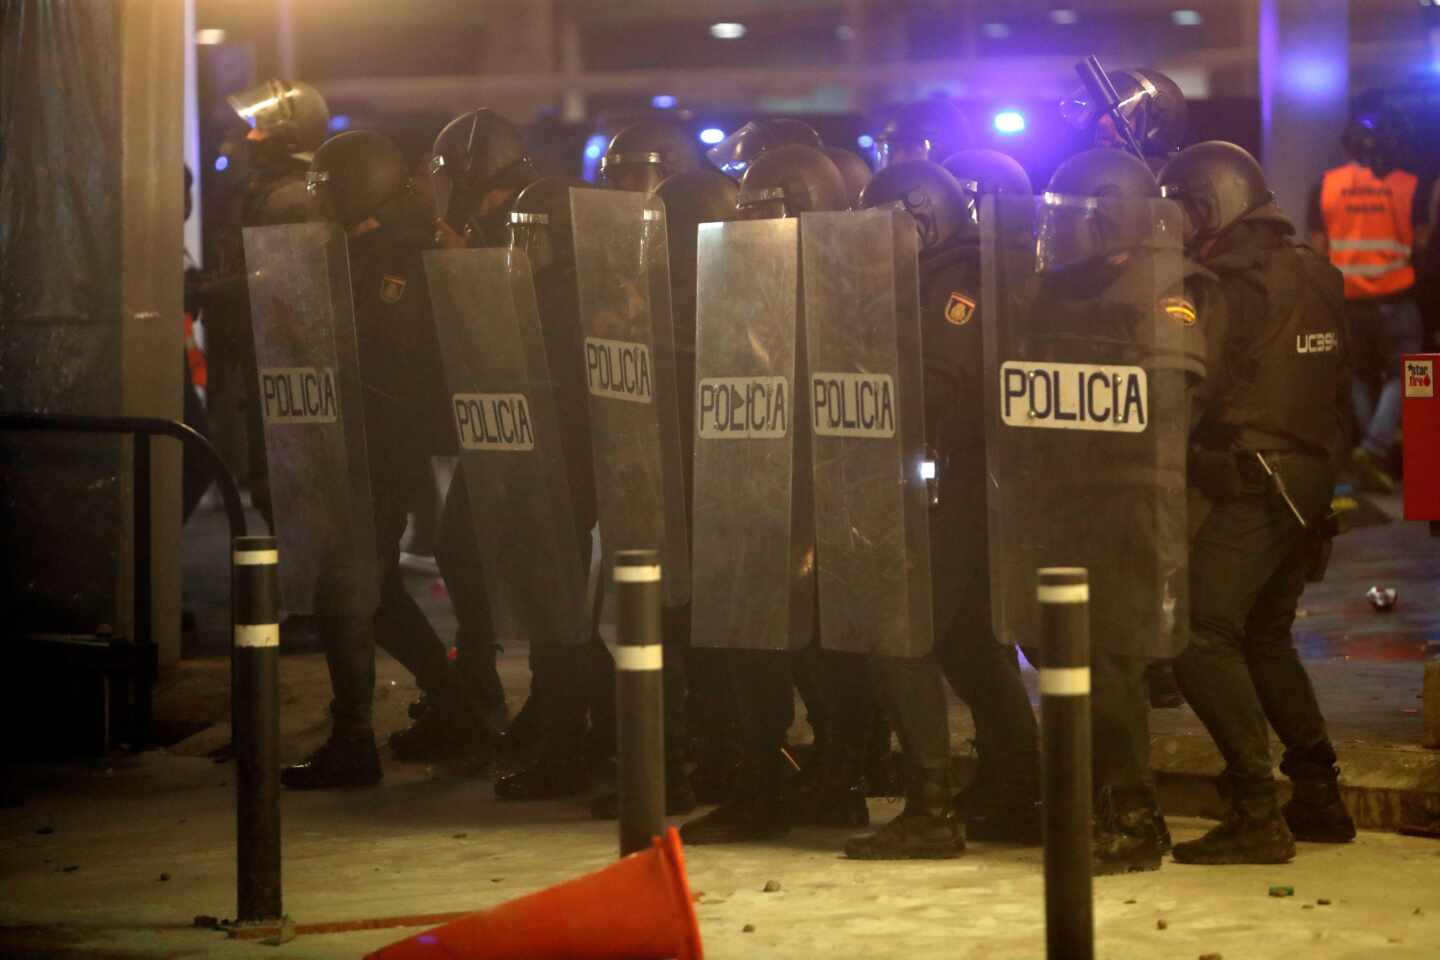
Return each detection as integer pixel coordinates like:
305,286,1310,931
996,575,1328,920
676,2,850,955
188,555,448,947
1075,55,1146,162
1254,452,1309,529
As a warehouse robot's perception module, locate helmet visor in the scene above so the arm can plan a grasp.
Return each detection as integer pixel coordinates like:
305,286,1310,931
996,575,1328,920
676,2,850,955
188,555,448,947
705,122,765,174
228,80,293,134
873,138,933,170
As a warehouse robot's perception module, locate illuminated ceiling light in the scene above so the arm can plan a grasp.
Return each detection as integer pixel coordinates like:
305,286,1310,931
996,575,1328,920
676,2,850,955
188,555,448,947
1171,10,1203,26
214,155,229,171
993,110,1026,135
328,115,351,132
710,22,747,40
699,127,727,145
651,94,678,109
835,24,855,41
1050,9,1079,25
195,28,228,44
980,22,1012,39
857,133,875,149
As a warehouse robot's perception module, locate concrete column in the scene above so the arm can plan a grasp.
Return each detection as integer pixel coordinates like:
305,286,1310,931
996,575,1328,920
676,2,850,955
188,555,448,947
558,8,585,124
1258,0,1350,225
120,0,187,665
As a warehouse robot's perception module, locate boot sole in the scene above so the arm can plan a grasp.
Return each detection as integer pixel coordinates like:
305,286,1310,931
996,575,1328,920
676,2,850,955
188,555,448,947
1171,847,1295,865
1093,854,1161,876
844,845,965,861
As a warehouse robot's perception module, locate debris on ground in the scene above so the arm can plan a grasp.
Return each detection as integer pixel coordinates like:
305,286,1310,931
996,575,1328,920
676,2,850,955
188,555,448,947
452,833,468,839
763,880,782,893
743,924,756,933
158,873,171,882
1268,886,1294,898
1199,954,1223,960
60,865,78,873
193,916,220,929
1157,918,1168,930
35,826,54,835
1317,898,1331,906
1365,586,1397,612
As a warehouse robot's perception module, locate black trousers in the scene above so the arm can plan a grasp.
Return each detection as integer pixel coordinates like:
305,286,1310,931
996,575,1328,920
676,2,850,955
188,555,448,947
435,473,504,702
1175,452,1337,789
1091,650,1152,799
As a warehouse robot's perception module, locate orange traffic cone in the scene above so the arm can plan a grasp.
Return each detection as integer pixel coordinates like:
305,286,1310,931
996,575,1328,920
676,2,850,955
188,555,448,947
366,827,703,960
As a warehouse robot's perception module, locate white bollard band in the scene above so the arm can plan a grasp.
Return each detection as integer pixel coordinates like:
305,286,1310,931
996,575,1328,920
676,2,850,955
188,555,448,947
614,644,663,672
235,623,280,649
1037,582,1089,604
1040,667,1091,697
614,564,662,584
233,549,279,566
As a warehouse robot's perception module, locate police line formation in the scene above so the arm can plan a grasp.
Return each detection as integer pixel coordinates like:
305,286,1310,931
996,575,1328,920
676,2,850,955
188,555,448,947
229,68,1356,873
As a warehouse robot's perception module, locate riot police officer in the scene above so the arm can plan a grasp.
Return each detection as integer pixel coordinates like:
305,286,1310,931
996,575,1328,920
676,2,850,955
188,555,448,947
600,121,701,194
203,79,330,527
823,146,873,210
1159,141,1354,864
680,144,853,844
491,176,623,802
872,99,973,170
282,130,476,788
430,108,538,247
1062,67,1188,171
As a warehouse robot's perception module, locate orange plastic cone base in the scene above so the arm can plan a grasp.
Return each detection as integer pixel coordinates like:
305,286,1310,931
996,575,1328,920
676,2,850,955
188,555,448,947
367,827,703,960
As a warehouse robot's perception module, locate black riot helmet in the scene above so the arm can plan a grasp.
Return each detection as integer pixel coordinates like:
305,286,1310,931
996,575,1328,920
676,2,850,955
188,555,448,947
228,79,330,156
601,121,700,193
307,130,412,230
860,161,973,256
1061,68,1188,160
1158,140,1290,253
1038,148,1160,275
735,145,849,220
823,147,873,209
655,169,738,257
941,149,1033,197
508,176,590,274
430,109,535,229
873,99,973,170
705,118,823,176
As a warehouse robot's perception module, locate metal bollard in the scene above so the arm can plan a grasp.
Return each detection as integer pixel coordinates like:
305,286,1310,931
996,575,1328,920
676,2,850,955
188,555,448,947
233,535,282,922
613,550,667,858
1037,566,1094,960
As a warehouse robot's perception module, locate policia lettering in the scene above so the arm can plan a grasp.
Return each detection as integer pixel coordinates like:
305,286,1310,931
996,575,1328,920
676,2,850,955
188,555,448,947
259,366,339,424
585,337,654,403
698,377,789,439
452,393,536,451
999,361,1147,433
812,373,897,438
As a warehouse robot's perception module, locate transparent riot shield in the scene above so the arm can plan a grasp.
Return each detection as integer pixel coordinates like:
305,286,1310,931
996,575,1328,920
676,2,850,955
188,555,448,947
570,189,691,606
690,219,814,651
980,193,1192,658
243,222,379,616
423,247,590,647
801,209,934,658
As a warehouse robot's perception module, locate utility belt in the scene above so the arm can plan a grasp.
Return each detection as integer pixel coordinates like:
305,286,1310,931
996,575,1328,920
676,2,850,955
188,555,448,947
1189,446,1345,583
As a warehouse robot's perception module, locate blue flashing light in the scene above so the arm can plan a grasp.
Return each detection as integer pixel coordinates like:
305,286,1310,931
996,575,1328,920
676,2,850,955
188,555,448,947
651,94,678,109
214,155,229,171
857,134,875,149
584,139,605,160
328,114,351,132
699,127,726,145
993,110,1026,135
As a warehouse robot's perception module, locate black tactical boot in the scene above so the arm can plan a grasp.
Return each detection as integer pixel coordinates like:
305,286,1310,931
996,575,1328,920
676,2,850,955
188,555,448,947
1283,774,1356,843
282,731,382,790
680,755,790,845
955,758,1042,845
494,756,589,801
1173,778,1295,865
846,769,964,860
1093,787,1168,875
589,769,699,820
388,678,496,765
788,738,870,829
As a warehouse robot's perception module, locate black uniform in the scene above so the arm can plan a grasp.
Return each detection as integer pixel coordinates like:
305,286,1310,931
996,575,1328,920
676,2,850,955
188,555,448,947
1175,220,1346,802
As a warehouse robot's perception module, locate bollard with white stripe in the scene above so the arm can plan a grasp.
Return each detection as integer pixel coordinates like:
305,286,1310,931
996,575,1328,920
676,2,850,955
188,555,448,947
233,535,282,922
1038,566,1094,960
614,550,666,858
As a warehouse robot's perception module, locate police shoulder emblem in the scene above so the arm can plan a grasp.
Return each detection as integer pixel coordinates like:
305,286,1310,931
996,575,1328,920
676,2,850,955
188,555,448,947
380,273,407,304
1160,295,1197,326
945,291,977,327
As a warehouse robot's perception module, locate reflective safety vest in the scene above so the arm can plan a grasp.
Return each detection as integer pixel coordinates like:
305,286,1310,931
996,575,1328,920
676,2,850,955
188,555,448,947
1319,162,1417,299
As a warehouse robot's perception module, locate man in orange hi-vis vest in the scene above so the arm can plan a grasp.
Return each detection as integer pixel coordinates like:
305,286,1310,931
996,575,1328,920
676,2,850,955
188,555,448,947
1308,119,1432,492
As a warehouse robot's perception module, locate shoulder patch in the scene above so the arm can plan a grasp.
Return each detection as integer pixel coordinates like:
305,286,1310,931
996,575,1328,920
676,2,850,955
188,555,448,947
945,291,977,327
1160,295,1196,326
380,273,407,304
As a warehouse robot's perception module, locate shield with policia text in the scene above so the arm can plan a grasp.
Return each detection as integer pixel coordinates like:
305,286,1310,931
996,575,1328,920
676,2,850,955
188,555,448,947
980,192,1195,658
570,189,691,606
689,217,815,651
243,222,379,616
802,208,934,658
423,247,591,646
